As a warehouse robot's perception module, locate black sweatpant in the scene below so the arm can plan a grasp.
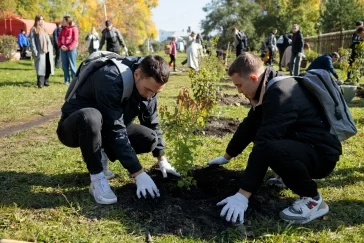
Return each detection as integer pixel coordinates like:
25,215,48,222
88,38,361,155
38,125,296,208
240,140,337,197
267,47,274,65
37,53,51,87
278,47,286,70
56,108,158,175
20,46,27,59
169,54,176,71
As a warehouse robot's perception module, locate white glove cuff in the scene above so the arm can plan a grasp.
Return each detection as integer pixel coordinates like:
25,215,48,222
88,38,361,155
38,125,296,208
135,171,148,181
235,192,249,205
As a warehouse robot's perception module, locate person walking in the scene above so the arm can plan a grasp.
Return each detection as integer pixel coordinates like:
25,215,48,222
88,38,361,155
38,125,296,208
169,37,177,72
29,15,54,88
99,20,127,55
58,15,79,85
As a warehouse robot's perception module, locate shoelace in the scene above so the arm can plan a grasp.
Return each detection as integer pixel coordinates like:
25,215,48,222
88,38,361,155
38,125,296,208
291,197,312,211
97,179,110,194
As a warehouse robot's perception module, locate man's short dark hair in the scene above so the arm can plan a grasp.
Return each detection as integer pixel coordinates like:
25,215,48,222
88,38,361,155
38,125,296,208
356,21,363,27
356,26,364,33
228,52,263,77
138,55,170,84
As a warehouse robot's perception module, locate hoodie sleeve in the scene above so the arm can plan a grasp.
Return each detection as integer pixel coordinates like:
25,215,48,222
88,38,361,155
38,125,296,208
115,29,125,48
93,65,142,174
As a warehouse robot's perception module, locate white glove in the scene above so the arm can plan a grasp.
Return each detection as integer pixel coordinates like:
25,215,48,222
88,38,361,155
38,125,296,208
135,172,160,199
158,158,181,178
124,47,128,53
207,156,230,166
298,52,305,58
217,192,249,224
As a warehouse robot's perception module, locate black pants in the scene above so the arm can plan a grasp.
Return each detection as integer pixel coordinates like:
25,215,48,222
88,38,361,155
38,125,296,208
54,47,61,68
20,46,27,59
56,108,158,174
236,48,244,58
347,49,357,80
169,54,176,71
37,53,51,87
181,58,187,65
267,47,274,65
240,140,337,197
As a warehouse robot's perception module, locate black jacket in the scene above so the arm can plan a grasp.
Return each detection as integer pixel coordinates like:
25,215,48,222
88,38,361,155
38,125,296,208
277,34,291,51
307,54,339,79
226,69,342,189
291,30,304,54
100,27,126,53
235,31,248,52
60,57,165,174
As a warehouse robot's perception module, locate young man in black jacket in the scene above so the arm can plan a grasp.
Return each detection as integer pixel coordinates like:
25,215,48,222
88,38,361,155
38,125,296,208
100,20,127,55
232,27,248,58
57,55,180,205
290,24,304,76
208,52,342,225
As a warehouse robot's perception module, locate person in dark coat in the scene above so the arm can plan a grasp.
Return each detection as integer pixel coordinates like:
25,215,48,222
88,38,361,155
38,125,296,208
100,20,127,55
265,28,278,66
57,55,180,205
290,24,304,76
53,22,62,68
207,52,341,225
232,27,248,58
347,21,363,81
277,33,292,71
18,29,29,59
307,52,340,81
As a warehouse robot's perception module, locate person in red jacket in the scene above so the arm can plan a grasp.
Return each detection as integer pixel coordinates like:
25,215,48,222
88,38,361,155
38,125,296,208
58,15,79,85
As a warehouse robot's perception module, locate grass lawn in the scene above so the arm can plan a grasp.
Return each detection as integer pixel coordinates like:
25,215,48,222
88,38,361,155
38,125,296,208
0,56,364,243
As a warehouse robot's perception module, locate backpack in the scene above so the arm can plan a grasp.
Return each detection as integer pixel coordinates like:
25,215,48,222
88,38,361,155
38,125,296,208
266,69,357,142
65,51,134,103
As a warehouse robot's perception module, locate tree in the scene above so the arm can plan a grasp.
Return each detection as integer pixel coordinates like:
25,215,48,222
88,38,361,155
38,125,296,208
201,0,261,50
321,0,364,32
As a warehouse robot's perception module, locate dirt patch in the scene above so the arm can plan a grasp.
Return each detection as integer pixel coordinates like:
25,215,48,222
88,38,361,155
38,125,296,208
117,166,292,240
198,116,240,137
218,84,237,91
0,110,61,138
219,94,250,106
356,88,364,98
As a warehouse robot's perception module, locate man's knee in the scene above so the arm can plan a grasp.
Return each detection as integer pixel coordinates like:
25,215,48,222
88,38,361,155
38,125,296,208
81,108,103,133
146,131,158,152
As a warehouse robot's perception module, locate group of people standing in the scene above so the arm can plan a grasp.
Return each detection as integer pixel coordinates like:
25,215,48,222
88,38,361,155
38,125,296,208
29,15,78,88
28,17,127,88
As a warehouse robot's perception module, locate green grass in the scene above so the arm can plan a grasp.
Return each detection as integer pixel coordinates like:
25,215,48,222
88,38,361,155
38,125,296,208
0,58,364,242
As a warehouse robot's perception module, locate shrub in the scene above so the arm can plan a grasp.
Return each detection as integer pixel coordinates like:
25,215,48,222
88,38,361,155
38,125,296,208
347,42,364,85
0,35,17,60
304,49,319,63
160,88,206,188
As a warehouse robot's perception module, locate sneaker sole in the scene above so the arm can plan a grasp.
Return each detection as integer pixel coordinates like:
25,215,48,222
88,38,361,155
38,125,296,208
280,204,329,224
89,187,117,205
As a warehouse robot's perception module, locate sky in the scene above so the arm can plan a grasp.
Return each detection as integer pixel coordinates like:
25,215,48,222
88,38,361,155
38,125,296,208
151,0,211,33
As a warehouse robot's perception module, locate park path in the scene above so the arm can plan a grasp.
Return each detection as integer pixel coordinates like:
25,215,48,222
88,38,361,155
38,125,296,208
0,110,61,138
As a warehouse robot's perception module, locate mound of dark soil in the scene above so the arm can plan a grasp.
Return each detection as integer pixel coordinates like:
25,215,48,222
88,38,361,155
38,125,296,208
219,94,250,106
117,166,292,240
198,116,240,137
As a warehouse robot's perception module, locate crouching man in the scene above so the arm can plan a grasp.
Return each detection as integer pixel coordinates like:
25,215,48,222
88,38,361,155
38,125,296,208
57,55,179,204
208,53,342,224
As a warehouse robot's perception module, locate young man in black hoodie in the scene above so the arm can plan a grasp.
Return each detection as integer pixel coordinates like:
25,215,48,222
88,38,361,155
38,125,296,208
207,52,341,225
290,24,304,76
100,20,127,55
57,55,180,205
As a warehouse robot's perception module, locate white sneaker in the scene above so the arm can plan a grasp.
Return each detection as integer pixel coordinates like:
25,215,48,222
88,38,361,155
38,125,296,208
101,149,115,180
279,194,329,224
266,177,286,188
89,176,117,205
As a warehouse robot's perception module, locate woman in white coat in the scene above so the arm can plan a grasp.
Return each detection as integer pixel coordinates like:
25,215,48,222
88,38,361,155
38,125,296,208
85,27,100,55
29,15,54,88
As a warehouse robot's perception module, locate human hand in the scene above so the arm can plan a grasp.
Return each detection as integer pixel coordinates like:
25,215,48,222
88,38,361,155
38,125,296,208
217,192,249,224
135,172,160,199
158,157,181,178
207,156,230,166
